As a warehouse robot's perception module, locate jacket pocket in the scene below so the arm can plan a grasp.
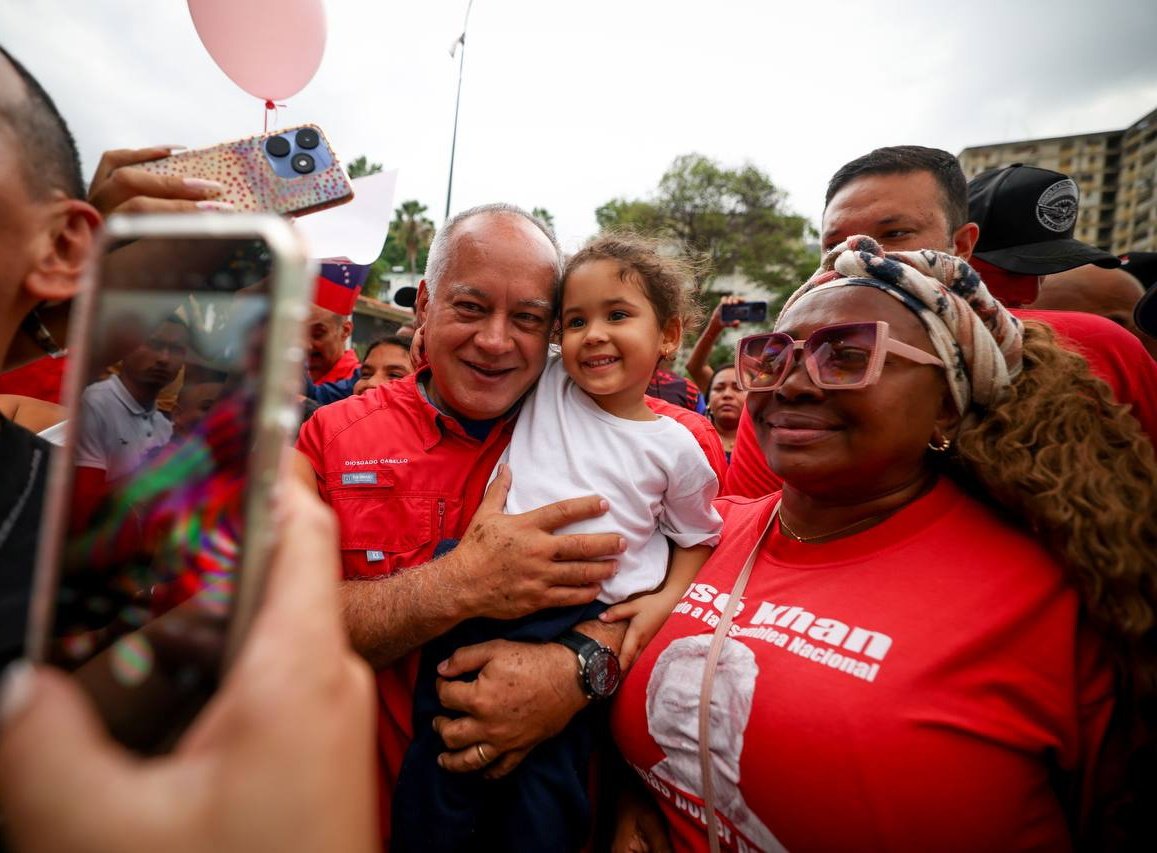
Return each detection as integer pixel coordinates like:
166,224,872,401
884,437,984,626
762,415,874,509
328,486,439,577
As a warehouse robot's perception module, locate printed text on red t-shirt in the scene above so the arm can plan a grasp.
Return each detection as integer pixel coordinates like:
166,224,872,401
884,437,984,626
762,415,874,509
677,582,891,683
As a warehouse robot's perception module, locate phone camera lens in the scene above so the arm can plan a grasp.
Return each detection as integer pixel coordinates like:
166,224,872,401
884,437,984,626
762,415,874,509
265,136,291,157
295,128,320,150
291,153,316,174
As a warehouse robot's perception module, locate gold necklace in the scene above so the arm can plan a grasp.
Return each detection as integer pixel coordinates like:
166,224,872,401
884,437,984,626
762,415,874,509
778,511,891,543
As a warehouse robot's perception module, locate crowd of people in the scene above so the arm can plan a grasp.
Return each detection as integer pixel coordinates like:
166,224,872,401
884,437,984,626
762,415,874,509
1,39,1156,852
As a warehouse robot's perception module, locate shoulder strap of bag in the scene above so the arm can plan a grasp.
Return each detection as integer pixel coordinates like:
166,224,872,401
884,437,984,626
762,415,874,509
698,500,780,853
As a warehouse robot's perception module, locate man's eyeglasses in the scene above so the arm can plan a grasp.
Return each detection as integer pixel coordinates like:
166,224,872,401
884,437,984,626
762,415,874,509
734,321,944,392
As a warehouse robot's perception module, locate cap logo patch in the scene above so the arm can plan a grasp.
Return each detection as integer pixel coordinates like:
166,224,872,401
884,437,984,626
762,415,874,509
1036,179,1078,233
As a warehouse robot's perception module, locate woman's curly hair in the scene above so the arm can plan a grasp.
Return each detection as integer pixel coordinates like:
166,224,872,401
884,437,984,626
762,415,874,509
953,320,1157,841
954,320,1157,699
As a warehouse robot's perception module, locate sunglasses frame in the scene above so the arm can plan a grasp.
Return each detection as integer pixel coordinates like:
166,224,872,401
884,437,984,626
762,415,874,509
734,321,944,392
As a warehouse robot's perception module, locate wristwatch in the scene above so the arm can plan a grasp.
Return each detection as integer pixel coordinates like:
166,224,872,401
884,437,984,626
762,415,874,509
552,630,622,699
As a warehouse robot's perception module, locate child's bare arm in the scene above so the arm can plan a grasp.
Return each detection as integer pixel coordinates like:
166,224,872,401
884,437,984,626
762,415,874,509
600,543,712,670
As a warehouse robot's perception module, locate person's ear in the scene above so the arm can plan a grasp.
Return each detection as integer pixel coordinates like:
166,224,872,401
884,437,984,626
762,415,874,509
952,222,980,261
23,199,100,303
659,316,683,358
415,280,430,327
931,390,962,445
341,317,353,340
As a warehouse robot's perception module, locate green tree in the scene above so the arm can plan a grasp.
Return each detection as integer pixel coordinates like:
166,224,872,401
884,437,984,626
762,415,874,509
346,156,383,179
595,153,817,299
531,207,555,232
392,200,435,276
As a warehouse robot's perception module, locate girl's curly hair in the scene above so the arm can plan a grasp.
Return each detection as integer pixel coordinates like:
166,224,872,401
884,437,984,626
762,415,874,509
563,232,705,334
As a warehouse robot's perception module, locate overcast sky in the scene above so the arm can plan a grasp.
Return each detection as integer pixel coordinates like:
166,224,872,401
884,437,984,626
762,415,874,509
3,0,1155,253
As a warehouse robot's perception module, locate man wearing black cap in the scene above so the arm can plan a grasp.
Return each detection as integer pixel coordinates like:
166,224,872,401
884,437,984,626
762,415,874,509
967,164,1121,307
392,284,418,310
963,163,1156,438
969,164,1157,357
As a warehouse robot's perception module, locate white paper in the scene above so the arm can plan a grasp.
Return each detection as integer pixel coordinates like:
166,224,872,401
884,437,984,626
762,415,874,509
293,169,398,265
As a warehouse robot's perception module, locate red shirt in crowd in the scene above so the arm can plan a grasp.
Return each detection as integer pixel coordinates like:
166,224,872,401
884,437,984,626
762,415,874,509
612,478,1113,851
310,347,360,386
0,353,68,403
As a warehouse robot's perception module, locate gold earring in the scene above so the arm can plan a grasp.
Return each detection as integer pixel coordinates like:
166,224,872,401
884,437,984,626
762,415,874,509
928,434,952,453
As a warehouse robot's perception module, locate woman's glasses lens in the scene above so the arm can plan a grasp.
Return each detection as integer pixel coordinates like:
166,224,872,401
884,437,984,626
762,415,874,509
738,323,881,390
810,324,877,386
738,333,792,389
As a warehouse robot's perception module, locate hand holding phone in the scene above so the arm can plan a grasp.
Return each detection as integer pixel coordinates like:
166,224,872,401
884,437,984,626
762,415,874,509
136,125,353,218
87,146,233,216
28,214,312,753
0,481,378,853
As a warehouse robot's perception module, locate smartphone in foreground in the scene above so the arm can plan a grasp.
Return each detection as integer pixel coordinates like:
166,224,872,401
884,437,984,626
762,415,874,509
138,124,354,217
27,214,312,753
721,300,768,324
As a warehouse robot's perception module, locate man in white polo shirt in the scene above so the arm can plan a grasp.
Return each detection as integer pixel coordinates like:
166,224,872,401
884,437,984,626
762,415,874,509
75,316,189,481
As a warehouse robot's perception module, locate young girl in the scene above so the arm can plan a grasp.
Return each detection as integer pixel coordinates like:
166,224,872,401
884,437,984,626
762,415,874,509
392,233,723,853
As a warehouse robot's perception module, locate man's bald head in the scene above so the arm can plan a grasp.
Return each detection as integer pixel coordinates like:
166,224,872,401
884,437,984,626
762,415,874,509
0,45,85,201
1035,265,1157,359
423,203,562,301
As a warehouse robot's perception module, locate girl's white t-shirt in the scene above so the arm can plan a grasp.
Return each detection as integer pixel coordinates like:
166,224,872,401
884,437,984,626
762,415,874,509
497,356,722,604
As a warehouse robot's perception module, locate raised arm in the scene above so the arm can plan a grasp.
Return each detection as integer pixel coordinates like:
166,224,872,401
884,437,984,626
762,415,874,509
685,296,740,390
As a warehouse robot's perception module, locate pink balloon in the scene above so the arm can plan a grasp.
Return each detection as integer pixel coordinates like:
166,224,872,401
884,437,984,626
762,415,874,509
188,0,327,101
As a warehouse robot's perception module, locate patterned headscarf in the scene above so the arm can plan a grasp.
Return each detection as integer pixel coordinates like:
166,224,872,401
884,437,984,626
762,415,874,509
778,235,1023,417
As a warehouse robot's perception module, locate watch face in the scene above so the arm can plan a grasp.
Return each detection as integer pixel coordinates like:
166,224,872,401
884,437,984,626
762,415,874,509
585,647,622,698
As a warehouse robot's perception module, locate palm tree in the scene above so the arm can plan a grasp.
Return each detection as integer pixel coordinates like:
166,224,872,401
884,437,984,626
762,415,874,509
391,201,435,276
531,207,555,232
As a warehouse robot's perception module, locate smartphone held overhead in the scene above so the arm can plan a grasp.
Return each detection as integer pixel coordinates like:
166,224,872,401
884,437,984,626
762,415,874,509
138,124,353,217
28,214,312,753
721,300,768,324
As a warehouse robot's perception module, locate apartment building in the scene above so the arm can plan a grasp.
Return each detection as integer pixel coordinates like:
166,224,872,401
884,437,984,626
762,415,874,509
959,107,1157,254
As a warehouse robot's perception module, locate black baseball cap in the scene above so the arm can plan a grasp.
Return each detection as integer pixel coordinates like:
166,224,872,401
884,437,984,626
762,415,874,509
1135,285,1157,337
968,164,1120,275
1120,251,1157,290
393,286,417,308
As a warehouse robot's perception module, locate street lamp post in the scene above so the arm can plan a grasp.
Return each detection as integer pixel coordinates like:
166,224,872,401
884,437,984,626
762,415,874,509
444,0,475,221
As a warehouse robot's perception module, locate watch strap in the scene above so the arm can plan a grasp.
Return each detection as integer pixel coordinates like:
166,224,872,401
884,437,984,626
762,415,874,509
553,629,600,659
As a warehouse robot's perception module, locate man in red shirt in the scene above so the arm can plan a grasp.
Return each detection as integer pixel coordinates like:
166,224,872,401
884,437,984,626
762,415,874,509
726,147,1157,497
306,262,368,387
295,202,725,844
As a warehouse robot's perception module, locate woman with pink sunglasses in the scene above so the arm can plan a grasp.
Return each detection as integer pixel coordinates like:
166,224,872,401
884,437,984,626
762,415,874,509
610,236,1157,852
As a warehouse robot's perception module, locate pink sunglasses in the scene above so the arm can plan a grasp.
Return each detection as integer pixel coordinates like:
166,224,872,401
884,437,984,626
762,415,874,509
735,321,944,392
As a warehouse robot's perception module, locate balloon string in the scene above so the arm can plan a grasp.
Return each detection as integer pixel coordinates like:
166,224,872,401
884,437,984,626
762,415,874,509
263,99,286,132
